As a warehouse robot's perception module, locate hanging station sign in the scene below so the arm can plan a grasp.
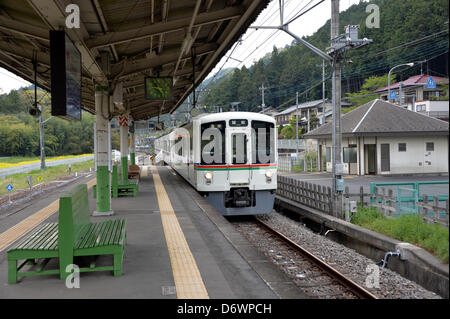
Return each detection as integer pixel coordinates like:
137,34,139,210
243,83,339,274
50,30,82,121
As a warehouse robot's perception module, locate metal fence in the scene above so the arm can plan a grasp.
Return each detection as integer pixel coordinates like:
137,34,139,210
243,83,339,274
278,153,319,173
277,139,306,150
276,175,449,226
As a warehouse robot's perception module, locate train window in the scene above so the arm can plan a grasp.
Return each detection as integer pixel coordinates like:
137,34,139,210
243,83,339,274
201,121,225,164
251,121,275,164
229,119,248,127
232,133,247,164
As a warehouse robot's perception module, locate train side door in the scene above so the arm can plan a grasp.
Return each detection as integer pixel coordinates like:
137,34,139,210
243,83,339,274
226,128,251,184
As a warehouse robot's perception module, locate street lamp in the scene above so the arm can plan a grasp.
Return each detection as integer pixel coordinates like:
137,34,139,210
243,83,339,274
38,105,53,170
388,63,414,102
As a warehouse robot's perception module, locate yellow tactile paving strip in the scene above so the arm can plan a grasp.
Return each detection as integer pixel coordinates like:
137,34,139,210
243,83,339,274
151,166,209,299
0,178,97,253
140,165,149,177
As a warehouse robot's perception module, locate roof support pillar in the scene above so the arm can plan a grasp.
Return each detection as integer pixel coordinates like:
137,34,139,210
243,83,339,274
130,125,136,166
120,118,129,182
94,85,113,216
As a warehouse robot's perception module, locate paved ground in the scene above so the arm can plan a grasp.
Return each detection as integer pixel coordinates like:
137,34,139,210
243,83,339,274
0,166,283,299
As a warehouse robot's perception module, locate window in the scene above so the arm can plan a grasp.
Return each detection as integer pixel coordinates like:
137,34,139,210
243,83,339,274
325,147,331,162
343,146,357,163
201,121,225,164
232,133,247,164
229,119,248,127
426,142,434,151
252,121,275,164
398,143,407,152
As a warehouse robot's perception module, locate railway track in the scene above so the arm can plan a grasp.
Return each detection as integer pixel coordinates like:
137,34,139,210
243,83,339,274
234,217,377,299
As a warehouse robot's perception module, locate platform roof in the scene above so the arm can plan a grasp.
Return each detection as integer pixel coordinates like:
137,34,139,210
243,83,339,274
0,0,269,120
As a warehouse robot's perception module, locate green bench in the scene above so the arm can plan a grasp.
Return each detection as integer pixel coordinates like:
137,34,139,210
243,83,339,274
7,184,126,284
94,165,138,198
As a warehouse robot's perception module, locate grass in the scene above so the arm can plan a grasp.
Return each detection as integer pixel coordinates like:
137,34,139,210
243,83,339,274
352,206,449,263
0,160,94,196
0,154,93,169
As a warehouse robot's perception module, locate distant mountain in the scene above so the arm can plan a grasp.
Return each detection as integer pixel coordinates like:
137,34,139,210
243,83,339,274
200,0,449,112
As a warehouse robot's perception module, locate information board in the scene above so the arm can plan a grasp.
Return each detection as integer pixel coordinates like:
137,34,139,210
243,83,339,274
50,30,82,121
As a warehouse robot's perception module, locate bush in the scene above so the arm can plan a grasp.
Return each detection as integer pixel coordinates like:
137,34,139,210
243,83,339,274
352,206,449,263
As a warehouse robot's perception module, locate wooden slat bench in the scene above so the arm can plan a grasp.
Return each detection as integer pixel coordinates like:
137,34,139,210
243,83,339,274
93,164,138,198
7,184,126,284
128,165,140,180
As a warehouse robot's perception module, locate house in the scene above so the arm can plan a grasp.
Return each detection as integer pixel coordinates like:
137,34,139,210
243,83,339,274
304,99,449,176
258,106,278,117
274,99,351,128
275,99,330,126
376,74,449,121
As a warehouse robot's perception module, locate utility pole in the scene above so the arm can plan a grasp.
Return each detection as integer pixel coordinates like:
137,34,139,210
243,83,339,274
296,91,299,155
250,0,371,218
331,0,342,218
322,60,326,112
39,105,45,169
259,83,266,110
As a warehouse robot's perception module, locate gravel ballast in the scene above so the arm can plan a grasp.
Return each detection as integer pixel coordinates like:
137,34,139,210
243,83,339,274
237,213,442,299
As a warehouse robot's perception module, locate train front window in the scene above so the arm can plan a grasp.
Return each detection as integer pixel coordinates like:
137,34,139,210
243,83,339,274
251,121,275,164
201,121,225,164
232,133,247,164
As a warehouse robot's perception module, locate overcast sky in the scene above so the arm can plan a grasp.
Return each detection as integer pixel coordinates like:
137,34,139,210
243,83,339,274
0,0,363,94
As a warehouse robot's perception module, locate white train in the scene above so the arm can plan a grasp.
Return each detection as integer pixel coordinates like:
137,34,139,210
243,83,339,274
154,112,277,216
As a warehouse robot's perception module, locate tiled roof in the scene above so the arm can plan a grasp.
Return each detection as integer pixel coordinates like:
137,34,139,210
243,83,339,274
376,75,449,92
304,99,449,138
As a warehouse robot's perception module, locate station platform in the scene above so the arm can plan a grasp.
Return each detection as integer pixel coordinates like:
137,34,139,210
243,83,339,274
0,166,303,299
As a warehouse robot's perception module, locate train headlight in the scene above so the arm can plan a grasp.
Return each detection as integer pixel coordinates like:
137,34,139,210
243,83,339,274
265,170,273,183
204,171,213,184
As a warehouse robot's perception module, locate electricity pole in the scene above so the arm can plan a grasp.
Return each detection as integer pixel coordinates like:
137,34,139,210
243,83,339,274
322,60,326,113
250,0,371,218
331,0,342,217
259,83,266,110
296,91,299,155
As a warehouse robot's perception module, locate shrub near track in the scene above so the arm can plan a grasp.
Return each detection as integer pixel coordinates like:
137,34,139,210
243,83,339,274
352,206,449,263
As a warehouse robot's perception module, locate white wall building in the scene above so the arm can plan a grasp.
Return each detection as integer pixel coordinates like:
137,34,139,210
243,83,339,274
305,100,449,176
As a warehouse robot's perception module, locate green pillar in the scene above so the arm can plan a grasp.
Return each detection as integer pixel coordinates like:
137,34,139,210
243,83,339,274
121,156,128,182
130,123,136,165
120,120,129,182
94,85,113,216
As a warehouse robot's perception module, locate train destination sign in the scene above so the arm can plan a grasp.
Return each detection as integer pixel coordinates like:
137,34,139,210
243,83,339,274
50,30,82,121
145,77,173,100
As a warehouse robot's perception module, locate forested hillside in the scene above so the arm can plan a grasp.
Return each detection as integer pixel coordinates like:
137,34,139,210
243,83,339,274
201,0,449,111
0,88,99,157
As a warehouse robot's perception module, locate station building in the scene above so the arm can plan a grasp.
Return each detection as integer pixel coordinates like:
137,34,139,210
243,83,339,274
304,99,449,176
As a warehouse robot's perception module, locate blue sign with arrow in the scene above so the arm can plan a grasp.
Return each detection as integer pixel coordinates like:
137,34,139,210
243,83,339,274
426,77,436,89
6,184,13,192
389,90,397,100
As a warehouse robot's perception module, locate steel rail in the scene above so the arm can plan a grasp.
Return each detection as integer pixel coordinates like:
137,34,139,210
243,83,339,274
254,217,378,299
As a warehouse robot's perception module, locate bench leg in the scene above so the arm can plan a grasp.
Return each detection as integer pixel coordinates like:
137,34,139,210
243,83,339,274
8,259,17,284
113,251,123,276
